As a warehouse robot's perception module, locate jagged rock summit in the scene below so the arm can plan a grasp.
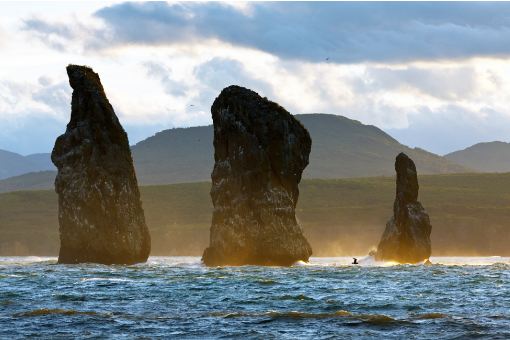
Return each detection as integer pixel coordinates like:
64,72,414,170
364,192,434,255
51,65,150,264
376,153,432,263
202,85,312,266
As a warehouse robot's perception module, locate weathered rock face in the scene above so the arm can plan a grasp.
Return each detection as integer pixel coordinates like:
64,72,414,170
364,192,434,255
376,153,432,263
51,65,150,264
202,85,312,266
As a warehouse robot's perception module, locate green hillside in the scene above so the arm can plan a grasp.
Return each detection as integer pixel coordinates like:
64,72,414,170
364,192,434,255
132,113,469,181
0,114,469,192
297,114,468,178
0,171,55,193
1,173,509,257
132,125,213,185
445,141,510,172
0,150,54,180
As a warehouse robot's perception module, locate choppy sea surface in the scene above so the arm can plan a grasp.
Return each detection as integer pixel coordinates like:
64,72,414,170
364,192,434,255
0,256,509,339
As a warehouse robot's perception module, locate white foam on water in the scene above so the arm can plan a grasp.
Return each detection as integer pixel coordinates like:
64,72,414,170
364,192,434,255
304,256,400,267
297,256,510,267
0,256,508,267
0,256,57,266
429,256,510,266
81,278,133,282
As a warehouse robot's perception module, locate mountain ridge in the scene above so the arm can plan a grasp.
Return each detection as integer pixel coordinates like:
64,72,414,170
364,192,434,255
445,141,510,172
0,114,471,193
0,149,54,180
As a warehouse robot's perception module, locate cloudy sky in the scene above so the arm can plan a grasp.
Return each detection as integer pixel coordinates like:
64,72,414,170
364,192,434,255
2,2,510,155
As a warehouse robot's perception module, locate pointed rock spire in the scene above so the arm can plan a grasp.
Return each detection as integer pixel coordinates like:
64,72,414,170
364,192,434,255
202,85,312,266
51,65,150,264
375,153,432,263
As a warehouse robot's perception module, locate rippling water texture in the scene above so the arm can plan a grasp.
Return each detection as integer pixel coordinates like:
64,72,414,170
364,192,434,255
1,257,509,338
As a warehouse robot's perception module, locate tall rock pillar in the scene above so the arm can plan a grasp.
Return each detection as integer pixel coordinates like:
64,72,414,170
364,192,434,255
52,65,150,264
376,153,432,263
202,86,312,266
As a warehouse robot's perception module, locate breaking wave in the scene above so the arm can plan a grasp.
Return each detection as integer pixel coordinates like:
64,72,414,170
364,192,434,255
14,308,104,317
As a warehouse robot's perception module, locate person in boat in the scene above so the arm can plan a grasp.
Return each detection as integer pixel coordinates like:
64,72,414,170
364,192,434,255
352,258,359,265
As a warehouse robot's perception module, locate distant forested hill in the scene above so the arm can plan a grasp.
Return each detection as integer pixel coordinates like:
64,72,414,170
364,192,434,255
445,141,510,172
132,114,469,183
0,150,54,180
0,114,469,192
131,125,213,185
1,173,509,257
295,114,468,178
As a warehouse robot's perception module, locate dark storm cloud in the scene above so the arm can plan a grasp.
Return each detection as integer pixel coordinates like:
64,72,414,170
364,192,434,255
88,2,510,63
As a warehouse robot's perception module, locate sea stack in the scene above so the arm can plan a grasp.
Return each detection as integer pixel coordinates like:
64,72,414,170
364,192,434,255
51,65,150,264
376,153,432,263
202,85,312,266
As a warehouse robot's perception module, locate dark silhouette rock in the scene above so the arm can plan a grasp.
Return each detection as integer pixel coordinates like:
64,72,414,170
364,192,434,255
376,153,432,263
202,85,312,266
51,65,150,264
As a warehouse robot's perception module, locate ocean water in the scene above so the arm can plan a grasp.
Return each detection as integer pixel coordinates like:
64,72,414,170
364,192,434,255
0,256,509,339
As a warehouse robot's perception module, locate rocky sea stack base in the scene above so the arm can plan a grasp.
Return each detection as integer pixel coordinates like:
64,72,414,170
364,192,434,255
51,65,150,264
202,85,312,266
376,153,432,263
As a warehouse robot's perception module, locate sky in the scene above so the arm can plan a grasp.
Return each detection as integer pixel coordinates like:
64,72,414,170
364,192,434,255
2,1,510,155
